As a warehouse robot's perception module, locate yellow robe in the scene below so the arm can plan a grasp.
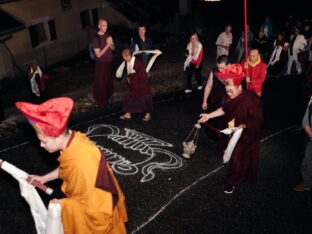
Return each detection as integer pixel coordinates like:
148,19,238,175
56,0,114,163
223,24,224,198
58,131,128,234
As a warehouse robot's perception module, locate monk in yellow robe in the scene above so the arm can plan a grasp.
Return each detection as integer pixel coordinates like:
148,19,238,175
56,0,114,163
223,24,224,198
16,97,128,234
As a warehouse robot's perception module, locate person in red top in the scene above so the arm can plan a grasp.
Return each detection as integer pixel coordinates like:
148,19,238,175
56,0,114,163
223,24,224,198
241,48,267,96
183,33,204,93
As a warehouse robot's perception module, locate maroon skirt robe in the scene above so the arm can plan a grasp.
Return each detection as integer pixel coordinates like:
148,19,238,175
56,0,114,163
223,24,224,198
92,33,114,107
94,61,113,107
122,59,153,113
222,90,263,186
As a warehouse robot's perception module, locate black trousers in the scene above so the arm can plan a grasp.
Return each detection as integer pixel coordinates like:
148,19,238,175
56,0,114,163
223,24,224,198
186,63,203,89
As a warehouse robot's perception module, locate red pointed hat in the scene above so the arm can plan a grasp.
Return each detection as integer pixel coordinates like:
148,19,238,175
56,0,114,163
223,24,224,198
16,97,74,137
215,64,245,86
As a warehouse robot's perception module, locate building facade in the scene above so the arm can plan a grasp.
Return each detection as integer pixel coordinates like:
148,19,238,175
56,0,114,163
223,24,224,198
0,0,132,79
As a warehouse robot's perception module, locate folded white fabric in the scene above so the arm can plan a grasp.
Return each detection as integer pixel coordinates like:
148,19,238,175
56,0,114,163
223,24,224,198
116,49,162,78
1,161,47,234
46,203,64,234
0,160,64,234
221,128,243,163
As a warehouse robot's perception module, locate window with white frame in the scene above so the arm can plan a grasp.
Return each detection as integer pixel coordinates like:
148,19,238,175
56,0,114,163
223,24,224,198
28,18,57,48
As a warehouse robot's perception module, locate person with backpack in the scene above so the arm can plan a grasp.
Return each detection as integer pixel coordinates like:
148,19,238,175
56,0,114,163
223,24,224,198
91,18,115,107
130,23,153,68
130,23,153,78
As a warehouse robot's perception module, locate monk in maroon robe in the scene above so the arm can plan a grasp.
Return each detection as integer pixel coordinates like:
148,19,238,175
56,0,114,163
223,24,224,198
198,64,263,194
119,49,153,121
92,19,115,107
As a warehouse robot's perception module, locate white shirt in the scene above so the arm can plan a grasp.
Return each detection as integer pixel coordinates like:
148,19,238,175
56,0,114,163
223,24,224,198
126,56,136,75
215,32,232,57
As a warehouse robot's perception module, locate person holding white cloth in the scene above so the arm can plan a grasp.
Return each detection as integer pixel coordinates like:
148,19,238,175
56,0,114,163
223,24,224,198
184,33,204,93
285,26,307,75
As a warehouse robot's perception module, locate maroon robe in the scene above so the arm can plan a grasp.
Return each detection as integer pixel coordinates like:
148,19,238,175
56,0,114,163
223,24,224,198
122,58,153,113
222,90,263,186
92,33,114,107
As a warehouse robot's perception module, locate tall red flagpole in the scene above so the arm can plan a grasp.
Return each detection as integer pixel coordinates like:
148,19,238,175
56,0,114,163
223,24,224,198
244,0,249,87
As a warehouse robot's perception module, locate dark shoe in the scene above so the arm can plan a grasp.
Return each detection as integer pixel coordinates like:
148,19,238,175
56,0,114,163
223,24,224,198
224,183,235,194
294,183,310,192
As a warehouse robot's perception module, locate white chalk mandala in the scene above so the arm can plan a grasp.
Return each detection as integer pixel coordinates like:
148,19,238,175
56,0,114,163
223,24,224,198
85,124,183,182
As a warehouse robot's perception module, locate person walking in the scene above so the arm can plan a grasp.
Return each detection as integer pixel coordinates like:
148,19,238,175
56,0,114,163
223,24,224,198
198,64,263,194
285,26,307,75
119,49,153,122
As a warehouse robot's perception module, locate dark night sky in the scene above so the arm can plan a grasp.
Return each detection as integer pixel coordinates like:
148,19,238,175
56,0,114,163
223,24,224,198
193,0,309,28
104,0,309,31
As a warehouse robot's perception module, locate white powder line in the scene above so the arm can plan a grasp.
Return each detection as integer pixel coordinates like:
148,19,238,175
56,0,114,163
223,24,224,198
130,125,299,233
0,141,33,153
0,124,300,232
260,125,297,143
130,165,225,234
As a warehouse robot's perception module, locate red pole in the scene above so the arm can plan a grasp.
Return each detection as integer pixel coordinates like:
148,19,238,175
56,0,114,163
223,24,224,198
244,0,249,87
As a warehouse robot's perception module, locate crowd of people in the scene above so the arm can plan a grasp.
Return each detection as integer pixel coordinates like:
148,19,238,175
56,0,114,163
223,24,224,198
1,14,312,233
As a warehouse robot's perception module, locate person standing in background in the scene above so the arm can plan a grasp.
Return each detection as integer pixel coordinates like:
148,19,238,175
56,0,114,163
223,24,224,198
235,25,253,63
184,33,204,94
285,26,307,75
92,19,115,107
130,23,153,69
251,29,270,63
294,97,312,192
215,25,233,59
267,32,288,76
28,61,48,103
241,48,267,96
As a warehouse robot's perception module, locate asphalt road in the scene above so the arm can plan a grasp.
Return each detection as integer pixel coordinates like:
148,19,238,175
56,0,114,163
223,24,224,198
0,75,312,234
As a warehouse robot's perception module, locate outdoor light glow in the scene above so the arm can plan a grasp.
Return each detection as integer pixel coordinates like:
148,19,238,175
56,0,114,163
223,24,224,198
201,0,221,2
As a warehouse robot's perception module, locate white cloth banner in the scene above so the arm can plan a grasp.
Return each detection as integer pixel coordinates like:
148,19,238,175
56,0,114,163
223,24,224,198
46,203,64,234
220,128,244,163
29,66,42,97
116,49,162,78
0,160,63,234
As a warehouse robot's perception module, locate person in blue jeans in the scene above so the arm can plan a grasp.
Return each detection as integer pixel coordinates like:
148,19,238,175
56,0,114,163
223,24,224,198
294,97,312,192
